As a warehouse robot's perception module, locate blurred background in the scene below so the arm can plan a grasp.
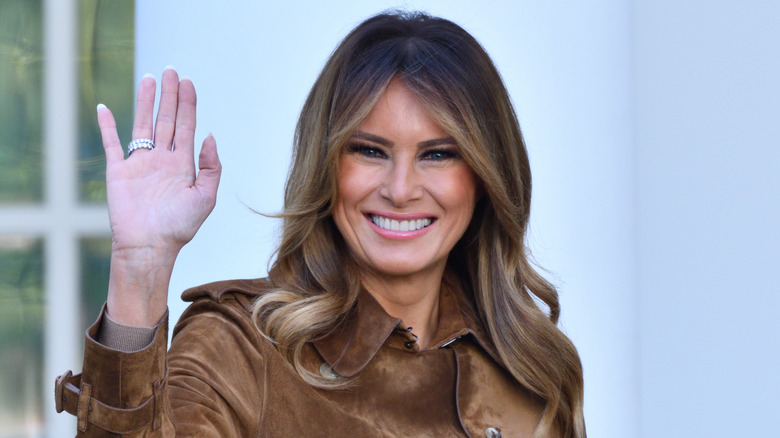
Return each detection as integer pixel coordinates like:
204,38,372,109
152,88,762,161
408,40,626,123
1,1,777,437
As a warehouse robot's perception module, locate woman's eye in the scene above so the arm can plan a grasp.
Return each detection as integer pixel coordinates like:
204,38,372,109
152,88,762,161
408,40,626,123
348,144,385,158
422,149,458,161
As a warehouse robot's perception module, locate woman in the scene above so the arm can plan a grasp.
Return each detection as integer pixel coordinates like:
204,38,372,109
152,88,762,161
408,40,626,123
55,11,585,437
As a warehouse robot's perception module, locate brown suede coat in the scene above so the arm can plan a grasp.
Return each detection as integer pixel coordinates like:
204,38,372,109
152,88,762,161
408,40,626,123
55,278,546,437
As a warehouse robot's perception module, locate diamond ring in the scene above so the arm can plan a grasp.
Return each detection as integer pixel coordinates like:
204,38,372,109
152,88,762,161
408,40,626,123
128,138,155,155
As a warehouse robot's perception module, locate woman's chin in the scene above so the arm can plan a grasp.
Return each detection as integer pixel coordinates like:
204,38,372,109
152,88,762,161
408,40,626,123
357,256,446,283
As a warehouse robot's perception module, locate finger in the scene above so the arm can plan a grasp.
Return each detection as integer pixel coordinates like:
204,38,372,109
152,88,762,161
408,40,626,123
97,104,124,164
174,77,197,170
153,67,180,150
195,133,222,208
131,74,156,141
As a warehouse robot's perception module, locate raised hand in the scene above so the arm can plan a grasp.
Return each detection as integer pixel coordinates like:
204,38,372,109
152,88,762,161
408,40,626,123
98,68,221,326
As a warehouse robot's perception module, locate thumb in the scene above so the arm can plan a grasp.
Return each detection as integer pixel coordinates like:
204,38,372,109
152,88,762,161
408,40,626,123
195,133,221,206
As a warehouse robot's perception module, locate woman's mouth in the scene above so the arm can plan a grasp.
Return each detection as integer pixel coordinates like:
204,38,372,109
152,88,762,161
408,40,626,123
368,214,434,232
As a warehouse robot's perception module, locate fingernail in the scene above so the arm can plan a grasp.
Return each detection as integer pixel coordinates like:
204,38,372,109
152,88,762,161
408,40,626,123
142,73,154,80
164,65,176,72
96,103,106,111
180,75,191,82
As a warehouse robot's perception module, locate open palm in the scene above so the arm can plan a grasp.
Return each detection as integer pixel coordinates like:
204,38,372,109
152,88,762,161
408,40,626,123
98,69,221,257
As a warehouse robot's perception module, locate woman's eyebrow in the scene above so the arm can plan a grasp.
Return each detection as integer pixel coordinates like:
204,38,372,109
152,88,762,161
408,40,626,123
418,137,457,149
352,131,392,147
352,131,456,149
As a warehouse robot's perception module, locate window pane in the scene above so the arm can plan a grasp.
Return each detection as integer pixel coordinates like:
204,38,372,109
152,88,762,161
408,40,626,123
78,0,135,202
0,1,44,204
79,236,111,332
0,236,44,435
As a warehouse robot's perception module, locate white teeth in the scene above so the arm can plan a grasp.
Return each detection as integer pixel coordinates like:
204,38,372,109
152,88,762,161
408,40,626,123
371,215,432,231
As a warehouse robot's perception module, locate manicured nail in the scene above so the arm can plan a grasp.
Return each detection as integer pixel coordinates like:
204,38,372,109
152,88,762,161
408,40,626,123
142,73,154,80
164,65,176,72
96,103,106,112
180,75,191,82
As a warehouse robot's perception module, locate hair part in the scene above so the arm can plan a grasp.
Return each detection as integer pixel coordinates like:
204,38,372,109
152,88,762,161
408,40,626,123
252,10,585,437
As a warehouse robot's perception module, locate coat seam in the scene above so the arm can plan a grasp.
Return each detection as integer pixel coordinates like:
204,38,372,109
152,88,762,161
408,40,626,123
453,347,473,438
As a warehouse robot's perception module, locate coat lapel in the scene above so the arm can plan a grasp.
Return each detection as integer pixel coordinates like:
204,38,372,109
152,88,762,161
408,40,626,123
313,291,401,378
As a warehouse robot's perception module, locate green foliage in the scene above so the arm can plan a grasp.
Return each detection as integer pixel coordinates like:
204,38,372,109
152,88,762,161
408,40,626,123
0,0,44,203
0,238,44,417
0,0,134,205
78,0,135,202
79,236,111,330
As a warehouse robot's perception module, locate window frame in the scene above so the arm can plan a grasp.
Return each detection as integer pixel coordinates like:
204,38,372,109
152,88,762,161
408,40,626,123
0,0,113,434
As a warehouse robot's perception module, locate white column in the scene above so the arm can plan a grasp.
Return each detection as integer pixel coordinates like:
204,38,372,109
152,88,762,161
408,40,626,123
43,0,78,434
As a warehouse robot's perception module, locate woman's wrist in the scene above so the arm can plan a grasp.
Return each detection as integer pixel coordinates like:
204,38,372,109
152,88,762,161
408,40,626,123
106,246,178,326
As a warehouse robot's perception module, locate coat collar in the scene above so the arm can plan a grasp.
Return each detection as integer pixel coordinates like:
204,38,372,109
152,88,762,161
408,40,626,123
313,275,502,378
181,276,502,378
313,290,401,378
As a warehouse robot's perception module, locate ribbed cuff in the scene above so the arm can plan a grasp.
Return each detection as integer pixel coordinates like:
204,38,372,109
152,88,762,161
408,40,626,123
97,311,158,352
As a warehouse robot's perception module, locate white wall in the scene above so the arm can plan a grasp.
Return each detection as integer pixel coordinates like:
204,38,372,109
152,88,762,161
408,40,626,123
136,1,638,436
634,1,780,436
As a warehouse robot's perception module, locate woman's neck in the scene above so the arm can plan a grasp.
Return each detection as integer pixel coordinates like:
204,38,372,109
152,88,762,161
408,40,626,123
359,268,444,349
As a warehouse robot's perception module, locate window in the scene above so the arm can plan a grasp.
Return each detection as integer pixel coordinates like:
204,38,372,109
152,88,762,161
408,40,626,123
0,1,133,436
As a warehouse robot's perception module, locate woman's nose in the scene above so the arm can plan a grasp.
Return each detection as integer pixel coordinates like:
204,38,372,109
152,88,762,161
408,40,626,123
379,160,423,206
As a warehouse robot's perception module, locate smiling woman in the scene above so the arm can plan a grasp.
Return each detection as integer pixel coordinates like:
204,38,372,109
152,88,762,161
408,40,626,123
55,11,585,438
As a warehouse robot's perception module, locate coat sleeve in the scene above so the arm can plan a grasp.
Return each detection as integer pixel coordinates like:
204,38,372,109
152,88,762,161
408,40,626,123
54,296,267,437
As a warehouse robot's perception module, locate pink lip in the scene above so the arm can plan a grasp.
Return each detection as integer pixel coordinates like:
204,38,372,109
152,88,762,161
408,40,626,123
364,211,436,241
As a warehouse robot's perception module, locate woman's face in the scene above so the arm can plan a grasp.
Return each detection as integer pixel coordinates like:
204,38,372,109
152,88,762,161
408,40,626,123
333,79,479,284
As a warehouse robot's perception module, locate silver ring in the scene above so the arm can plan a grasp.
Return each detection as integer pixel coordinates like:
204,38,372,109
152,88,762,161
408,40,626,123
128,138,155,155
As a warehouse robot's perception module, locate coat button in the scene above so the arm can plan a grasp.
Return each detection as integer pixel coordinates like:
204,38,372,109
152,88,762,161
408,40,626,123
485,427,501,438
319,362,339,380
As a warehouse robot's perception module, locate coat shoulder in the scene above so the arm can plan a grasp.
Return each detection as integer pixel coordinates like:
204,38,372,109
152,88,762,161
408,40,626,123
181,278,275,309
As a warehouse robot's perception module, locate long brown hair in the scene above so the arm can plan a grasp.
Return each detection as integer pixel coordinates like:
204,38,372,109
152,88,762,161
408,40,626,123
252,11,585,437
